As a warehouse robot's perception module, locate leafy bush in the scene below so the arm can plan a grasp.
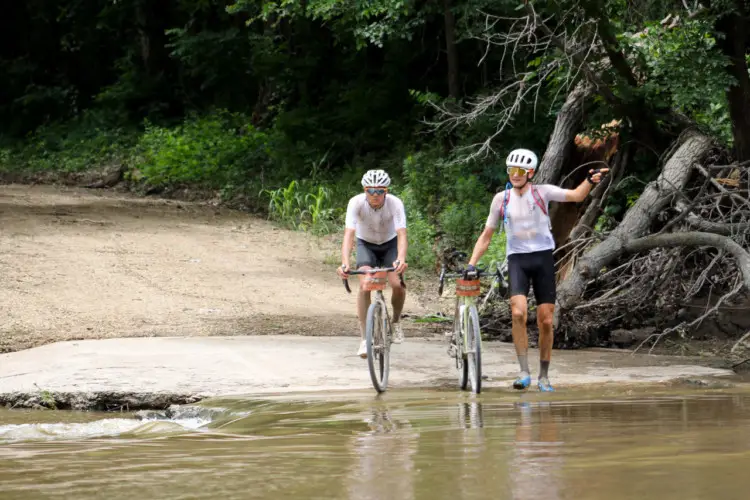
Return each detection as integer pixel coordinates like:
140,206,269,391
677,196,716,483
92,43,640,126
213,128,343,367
437,176,493,250
133,110,272,189
398,185,439,270
0,112,136,173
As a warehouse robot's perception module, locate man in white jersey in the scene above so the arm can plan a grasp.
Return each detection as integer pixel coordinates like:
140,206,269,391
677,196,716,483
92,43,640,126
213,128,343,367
466,148,607,392
337,169,408,358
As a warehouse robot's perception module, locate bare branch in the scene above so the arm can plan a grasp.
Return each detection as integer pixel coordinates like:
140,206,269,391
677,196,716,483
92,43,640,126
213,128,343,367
731,330,750,353
675,200,750,236
522,1,622,107
633,281,743,354
623,232,750,291
695,163,750,210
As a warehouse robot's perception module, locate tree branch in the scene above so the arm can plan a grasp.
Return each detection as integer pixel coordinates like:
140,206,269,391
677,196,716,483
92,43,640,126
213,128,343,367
580,0,639,88
675,200,750,235
522,1,623,107
695,163,750,210
624,232,750,291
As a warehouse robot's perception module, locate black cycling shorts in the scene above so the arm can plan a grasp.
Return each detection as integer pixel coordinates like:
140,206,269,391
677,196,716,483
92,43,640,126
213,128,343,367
508,249,556,305
356,237,399,269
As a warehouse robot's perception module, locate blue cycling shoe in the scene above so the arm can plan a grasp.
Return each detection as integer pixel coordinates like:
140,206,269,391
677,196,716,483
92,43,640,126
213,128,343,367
537,377,555,392
512,372,531,390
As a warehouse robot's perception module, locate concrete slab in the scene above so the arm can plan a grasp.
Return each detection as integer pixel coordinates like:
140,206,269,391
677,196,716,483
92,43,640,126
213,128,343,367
0,336,734,410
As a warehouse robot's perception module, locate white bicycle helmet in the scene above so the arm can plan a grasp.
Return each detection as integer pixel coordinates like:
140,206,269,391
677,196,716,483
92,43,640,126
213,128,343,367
361,169,391,187
506,148,538,170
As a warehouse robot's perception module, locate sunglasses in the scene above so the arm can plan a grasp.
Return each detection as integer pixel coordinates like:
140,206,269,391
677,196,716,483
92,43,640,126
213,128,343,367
365,188,387,196
507,167,532,177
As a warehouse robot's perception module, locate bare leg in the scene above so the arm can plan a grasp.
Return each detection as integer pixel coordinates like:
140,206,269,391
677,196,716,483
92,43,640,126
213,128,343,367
510,295,531,388
510,295,529,356
536,303,555,383
357,289,372,339
356,266,373,339
388,272,405,323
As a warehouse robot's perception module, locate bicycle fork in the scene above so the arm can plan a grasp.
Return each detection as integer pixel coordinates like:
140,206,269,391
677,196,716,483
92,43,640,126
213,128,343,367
449,302,470,365
459,302,479,355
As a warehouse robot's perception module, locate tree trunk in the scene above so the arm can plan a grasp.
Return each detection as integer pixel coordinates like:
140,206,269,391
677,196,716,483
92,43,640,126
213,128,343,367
715,4,750,162
443,0,460,98
536,81,593,185
556,130,714,312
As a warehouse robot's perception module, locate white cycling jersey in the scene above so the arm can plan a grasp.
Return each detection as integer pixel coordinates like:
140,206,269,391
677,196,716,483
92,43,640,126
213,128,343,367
485,184,568,256
345,193,406,245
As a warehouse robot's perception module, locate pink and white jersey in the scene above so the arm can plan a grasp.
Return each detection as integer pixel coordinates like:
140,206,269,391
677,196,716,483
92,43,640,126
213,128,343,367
485,184,567,256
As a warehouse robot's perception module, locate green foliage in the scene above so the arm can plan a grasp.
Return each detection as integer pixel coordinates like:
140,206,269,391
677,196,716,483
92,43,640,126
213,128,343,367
230,0,430,49
0,113,136,173
4,0,750,277
622,17,734,143
398,185,439,269
261,180,342,234
478,230,506,270
437,176,491,251
133,111,271,189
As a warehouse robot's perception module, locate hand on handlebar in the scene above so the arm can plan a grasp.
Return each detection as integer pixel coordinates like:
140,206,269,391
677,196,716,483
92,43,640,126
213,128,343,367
393,259,408,275
464,264,478,279
337,264,350,279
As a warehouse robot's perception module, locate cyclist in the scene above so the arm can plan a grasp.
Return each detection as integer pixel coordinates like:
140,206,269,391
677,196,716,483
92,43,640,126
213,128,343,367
466,148,608,392
337,169,409,358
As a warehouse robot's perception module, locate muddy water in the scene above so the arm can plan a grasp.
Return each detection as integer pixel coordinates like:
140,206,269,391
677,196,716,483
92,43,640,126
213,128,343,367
1,388,749,499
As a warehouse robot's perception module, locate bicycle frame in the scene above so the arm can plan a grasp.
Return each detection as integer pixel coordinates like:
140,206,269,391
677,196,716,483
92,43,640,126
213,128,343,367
456,294,479,360
438,252,501,394
341,265,404,393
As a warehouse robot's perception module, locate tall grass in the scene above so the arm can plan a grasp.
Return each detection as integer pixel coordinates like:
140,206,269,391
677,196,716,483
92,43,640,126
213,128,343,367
261,180,342,235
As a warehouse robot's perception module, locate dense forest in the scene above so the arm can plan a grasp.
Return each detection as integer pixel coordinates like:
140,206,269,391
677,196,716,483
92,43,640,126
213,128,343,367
2,0,749,352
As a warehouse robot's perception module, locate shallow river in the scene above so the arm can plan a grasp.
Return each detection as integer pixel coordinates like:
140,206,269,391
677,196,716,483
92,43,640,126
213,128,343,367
1,387,749,499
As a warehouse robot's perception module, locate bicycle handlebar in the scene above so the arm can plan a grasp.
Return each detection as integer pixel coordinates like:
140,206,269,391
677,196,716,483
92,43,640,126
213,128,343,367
341,265,406,293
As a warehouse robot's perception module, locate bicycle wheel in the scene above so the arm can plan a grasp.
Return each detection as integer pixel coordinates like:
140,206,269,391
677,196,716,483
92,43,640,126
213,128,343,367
466,305,482,394
365,299,390,392
456,304,468,390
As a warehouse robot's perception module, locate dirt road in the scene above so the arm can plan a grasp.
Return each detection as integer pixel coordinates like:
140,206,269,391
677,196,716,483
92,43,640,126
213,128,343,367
0,184,431,353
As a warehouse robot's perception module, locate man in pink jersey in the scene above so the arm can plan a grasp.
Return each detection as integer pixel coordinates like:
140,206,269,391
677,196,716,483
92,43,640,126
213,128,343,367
466,148,608,392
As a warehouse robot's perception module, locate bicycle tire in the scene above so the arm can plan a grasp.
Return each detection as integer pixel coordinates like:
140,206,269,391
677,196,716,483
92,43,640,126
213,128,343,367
365,300,390,392
466,305,482,394
456,304,468,390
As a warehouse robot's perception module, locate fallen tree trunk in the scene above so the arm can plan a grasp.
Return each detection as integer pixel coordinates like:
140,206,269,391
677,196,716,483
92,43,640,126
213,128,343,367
556,130,715,311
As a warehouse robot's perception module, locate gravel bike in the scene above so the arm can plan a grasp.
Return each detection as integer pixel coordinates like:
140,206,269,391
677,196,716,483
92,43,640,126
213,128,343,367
343,264,405,393
438,252,503,394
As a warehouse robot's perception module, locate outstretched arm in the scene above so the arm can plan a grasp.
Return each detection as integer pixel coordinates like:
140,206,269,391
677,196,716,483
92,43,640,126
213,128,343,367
563,168,609,203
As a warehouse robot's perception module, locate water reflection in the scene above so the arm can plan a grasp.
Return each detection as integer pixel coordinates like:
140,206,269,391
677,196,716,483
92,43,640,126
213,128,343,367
1,391,750,499
510,402,563,500
347,406,417,500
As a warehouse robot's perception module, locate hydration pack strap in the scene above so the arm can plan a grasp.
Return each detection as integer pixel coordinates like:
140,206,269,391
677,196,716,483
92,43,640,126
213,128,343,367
498,184,548,223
